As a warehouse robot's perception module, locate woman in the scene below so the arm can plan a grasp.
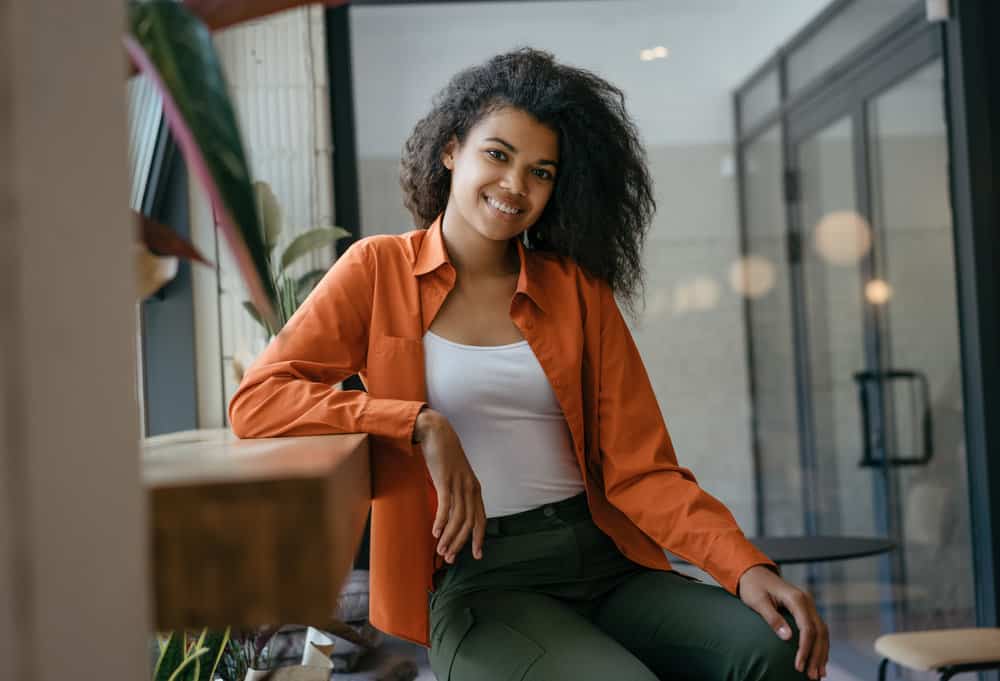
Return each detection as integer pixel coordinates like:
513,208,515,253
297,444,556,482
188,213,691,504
230,48,828,681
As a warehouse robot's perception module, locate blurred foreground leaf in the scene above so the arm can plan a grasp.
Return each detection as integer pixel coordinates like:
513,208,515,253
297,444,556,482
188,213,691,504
126,1,278,327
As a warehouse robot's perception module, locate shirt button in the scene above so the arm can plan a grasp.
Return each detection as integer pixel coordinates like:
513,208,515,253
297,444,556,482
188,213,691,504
543,507,555,517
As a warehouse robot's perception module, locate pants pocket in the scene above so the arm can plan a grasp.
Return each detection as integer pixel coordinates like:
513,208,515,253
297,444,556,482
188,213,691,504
430,607,545,681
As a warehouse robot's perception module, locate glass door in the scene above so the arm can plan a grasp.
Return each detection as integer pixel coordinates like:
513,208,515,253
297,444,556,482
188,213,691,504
788,55,975,678
864,58,974,635
792,112,895,674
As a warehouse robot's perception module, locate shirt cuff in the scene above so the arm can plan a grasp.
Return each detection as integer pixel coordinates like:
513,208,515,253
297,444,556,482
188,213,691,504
706,540,779,596
359,397,427,455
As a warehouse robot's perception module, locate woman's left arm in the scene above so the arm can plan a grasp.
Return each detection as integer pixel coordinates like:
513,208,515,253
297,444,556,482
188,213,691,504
595,281,771,590
596,283,828,679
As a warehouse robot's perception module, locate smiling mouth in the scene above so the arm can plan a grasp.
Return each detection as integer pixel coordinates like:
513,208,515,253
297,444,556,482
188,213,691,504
484,194,525,216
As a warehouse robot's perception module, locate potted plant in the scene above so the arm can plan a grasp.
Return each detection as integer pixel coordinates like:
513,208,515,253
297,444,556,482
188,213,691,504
242,181,349,339
152,628,230,681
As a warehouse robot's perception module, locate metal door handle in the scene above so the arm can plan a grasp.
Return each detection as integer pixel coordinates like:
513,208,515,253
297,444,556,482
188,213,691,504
853,369,934,467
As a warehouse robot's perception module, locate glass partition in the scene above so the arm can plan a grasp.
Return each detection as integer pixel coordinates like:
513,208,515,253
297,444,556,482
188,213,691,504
787,0,916,94
740,68,781,133
743,125,804,535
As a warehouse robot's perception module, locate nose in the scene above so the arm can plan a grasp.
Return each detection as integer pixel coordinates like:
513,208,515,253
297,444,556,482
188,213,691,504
499,166,527,196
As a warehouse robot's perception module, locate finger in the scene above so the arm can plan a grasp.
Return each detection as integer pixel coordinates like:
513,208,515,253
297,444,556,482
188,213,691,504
445,506,475,561
822,629,830,678
444,481,477,558
433,486,451,539
472,496,486,560
437,488,465,560
783,592,815,674
808,618,829,679
749,596,792,642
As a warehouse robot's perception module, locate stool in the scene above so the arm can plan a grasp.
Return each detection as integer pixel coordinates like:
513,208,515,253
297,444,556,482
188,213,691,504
875,628,1000,680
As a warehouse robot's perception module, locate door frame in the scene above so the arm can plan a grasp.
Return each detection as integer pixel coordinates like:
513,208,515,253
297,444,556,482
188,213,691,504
943,0,1000,639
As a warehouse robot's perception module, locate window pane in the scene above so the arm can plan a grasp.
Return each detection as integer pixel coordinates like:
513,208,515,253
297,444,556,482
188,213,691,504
867,58,975,633
742,125,803,534
740,68,780,133
788,0,916,94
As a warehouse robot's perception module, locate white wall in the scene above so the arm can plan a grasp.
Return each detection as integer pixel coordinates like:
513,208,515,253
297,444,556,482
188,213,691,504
1,2,149,680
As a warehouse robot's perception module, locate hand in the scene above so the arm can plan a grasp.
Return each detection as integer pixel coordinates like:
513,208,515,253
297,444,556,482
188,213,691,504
738,565,829,680
413,408,486,564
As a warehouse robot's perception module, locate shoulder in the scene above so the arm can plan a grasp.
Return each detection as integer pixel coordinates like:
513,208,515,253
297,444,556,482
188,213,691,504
342,228,427,268
531,249,611,295
526,249,614,325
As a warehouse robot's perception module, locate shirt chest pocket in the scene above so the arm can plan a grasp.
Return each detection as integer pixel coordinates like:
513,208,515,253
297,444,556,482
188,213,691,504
365,335,426,400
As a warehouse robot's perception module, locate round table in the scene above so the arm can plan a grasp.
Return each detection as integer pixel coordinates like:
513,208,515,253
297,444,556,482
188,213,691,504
749,535,896,565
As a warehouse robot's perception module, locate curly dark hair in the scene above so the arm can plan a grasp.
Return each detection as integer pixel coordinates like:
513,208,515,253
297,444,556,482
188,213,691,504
400,47,655,314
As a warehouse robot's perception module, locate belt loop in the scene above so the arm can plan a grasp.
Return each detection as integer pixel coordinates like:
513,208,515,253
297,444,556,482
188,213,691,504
485,517,501,537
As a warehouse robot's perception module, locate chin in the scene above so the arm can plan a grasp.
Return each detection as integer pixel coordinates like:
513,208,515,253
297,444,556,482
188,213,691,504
473,219,527,243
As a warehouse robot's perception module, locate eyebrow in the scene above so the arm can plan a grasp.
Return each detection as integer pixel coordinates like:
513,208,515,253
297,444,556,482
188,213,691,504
484,137,559,168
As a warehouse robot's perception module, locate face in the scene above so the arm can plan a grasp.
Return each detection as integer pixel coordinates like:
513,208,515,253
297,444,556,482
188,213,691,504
442,107,559,243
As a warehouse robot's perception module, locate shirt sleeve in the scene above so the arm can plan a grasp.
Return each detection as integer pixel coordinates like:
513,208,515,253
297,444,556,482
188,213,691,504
228,239,425,451
595,282,776,595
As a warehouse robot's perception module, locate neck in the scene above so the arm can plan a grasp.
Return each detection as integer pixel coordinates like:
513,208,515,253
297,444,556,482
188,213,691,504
441,207,520,277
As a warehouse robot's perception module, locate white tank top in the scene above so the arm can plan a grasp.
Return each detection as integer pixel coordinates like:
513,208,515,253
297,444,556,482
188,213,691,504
423,330,584,517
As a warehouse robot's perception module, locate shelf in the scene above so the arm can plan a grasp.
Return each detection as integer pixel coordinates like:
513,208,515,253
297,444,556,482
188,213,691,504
143,429,371,631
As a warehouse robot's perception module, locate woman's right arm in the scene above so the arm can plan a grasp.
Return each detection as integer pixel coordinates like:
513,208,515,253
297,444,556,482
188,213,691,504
228,239,424,449
230,239,485,560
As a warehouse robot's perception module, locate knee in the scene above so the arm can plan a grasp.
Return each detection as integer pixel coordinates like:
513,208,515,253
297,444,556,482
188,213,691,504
732,616,807,681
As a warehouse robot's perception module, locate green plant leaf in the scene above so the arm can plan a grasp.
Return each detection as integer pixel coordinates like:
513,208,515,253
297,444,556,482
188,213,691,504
167,647,209,681
197,628,231,681
279,226,350,272
181,630,208,681
243,300,277,339
242,300,265,328
276,274,299,329
295,268,327,303
253,181,283,254
126,1,278,328
154,632,184,681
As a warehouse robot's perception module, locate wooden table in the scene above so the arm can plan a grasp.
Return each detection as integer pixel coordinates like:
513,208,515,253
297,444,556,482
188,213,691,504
143,429,371,631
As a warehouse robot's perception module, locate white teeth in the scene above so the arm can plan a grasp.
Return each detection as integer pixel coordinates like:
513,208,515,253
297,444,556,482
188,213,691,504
486,196,521,215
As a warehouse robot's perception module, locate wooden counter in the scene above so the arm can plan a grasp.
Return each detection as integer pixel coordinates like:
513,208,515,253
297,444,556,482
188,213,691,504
143,429,371,631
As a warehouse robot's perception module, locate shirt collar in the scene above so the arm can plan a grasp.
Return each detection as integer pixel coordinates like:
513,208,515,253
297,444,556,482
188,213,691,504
413,214,548,313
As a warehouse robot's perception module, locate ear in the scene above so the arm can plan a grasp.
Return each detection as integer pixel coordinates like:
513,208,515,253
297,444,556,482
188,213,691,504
441,138,457,170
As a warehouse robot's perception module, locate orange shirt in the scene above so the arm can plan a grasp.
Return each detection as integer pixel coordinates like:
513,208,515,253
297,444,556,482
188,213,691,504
229,216,775,646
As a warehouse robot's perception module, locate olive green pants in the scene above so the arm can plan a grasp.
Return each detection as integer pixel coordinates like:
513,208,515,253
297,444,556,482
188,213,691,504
428,493,806,681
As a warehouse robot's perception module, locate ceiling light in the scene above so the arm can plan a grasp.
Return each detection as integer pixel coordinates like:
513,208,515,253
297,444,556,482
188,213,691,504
640,46,669,62
729,255,777,299
865,279,893,305
813,210,873,266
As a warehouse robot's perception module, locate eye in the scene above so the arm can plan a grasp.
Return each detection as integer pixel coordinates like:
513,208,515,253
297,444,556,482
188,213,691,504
533,168,554,181
485,149,507,161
